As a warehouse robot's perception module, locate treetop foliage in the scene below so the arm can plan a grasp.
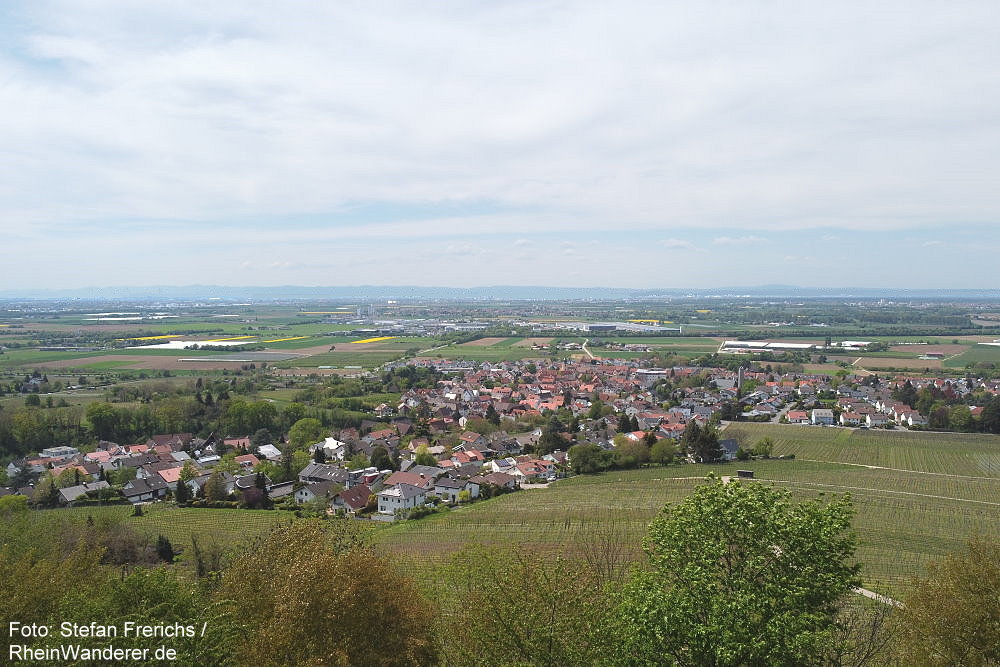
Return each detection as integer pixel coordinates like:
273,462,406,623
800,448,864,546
618,476,860,666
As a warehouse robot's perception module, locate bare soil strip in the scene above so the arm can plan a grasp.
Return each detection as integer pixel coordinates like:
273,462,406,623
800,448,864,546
459,337,509,347
512,337,554,347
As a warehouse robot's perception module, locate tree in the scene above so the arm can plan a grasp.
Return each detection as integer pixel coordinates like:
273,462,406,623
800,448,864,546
287,417,325,450
215,521,437,665
413,448,438,467
650,438,675,465
618,476,859,666
174,478,192,505
980,396,1000,434
617,413,633,433
615,438,650,467
371,445,393,471
436,546,612,665
752,436,775,458
250,427,273,448
895,534,999,665
949,404,973,432
85,402,119,440
679,420,724,463
568,443,609,474
204,471,228,502
485,403,500,426
347,451,370,470
155,534,175,563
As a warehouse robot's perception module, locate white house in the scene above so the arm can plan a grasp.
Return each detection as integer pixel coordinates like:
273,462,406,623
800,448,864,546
811,409,835,425
433,477,480,503
377,483,427,515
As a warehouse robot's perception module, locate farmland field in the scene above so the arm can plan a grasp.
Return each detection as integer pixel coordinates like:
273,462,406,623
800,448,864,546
34,504,297,557
943,343,1000,368
458,337,511,347
377,456,1000,596
422,346,549,362
722,422,1000,476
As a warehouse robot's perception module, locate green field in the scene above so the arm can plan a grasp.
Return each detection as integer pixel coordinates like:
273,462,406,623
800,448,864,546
723,423,1000,476
594,336,722,346
422,347,548,362
275,351,402,369
377,428,1000,596
41,504,297,557
943,343,1000,368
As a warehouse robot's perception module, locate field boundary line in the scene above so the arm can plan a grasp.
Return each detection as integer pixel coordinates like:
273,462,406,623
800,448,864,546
766,478,1000,507
796,458,999,481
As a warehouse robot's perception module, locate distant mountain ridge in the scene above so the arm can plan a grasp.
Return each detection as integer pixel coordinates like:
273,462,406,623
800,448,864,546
2,285,1000,301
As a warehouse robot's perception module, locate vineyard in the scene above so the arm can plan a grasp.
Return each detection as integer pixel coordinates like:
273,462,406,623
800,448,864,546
45,504,297,553
723,423,1000,476
378,454,1000,596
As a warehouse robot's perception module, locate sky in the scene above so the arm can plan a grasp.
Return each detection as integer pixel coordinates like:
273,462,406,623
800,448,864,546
2,1,999,291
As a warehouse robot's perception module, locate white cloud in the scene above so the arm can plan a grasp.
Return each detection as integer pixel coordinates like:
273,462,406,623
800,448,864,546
713,236,767,245
2,1,1000,288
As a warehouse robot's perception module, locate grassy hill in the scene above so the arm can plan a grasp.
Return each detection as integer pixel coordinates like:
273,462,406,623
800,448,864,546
19,425,1000,598
377,425,1000,597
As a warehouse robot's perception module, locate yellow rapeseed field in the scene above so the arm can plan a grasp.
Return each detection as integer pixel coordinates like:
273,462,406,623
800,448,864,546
350,336,396,344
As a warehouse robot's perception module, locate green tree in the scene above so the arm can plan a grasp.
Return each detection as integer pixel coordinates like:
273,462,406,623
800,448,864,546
752,436,775,458
895,534,999,666
684,422,723,463
347,452,370,470
85,402,119,440
618,476,859,666
413,448,438,467
948,404,973,432
485,403,500,426
287,417,325,451
204,471,228,502
568,443,608,474
615,438,650,467
617,413,633,432
650,438,676,465
155,534,175,563
281,402,308,430
371,445,393,471
250,427,274,448
174,478,192,505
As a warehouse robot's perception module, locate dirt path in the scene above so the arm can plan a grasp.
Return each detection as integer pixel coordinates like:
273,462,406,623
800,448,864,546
770,477,1000,507
853,587,902,607
795,458,999,481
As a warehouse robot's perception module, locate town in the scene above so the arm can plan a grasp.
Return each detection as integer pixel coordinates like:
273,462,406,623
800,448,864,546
6,349,1000,519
